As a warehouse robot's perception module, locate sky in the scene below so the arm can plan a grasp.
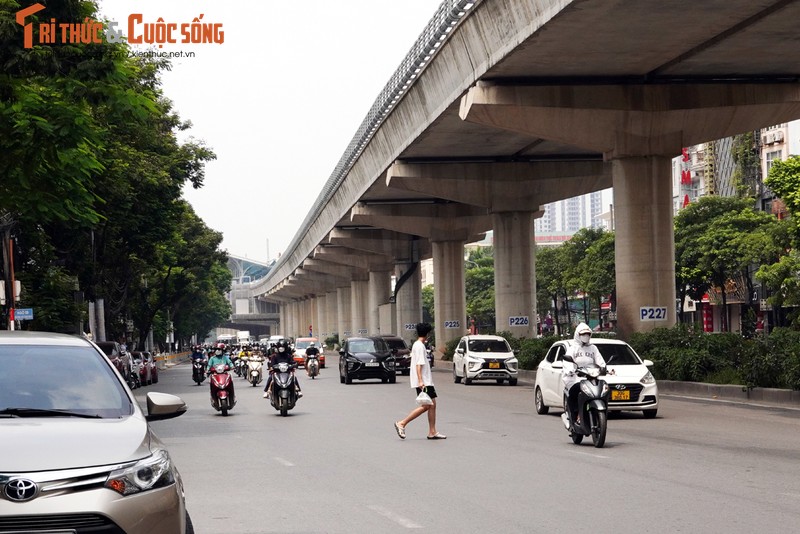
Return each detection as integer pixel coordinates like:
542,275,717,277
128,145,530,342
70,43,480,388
96,0,447,262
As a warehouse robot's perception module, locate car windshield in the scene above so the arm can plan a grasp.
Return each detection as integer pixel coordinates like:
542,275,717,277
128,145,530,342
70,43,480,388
468,339,510,353
384,339,407,350
295,340,313,349
0,345,132,418
349,340,385,353
597,344,642,365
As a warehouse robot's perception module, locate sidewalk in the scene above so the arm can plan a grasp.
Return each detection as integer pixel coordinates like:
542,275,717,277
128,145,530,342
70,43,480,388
431,359,800,410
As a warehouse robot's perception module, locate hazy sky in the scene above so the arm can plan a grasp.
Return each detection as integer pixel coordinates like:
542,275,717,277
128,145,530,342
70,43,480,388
97,0,446,261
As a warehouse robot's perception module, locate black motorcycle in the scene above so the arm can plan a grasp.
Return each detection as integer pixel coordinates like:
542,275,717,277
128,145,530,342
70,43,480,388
266,361,299,417
192,358,207,385
561,355,609,448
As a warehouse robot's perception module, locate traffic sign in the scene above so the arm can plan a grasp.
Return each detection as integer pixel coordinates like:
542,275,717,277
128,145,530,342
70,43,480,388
14,308,34,320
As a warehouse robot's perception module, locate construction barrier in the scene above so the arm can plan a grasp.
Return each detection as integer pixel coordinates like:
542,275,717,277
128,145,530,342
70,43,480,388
155,351,190,370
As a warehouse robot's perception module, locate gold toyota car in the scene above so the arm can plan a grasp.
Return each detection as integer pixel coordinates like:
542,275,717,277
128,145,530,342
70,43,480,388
0,331,193,533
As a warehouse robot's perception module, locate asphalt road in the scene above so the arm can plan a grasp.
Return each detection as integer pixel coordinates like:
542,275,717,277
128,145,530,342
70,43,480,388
137,360,800,534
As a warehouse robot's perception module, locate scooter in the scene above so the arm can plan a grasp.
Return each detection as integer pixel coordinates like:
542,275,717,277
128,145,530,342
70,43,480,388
267,362,299,416
561,355,609,448
306,353,320,379
209,364,236,416
192,358,207,385
233,355,245,378
247,355,265,387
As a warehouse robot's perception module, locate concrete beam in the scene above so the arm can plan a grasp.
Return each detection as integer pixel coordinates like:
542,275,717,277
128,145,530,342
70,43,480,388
328,228,430,261
313,245,393,271
302,258,368,281
461,83,800,158
386,160,611,210
350,203,491,242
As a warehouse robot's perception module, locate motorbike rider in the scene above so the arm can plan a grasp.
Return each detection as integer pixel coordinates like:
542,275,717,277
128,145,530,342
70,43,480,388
561,322,607,429
304,342,320,376
263,339,302,398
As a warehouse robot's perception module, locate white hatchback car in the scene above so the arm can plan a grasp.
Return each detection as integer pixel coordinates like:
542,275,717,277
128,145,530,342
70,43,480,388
534,338,659,418
452,335,519,386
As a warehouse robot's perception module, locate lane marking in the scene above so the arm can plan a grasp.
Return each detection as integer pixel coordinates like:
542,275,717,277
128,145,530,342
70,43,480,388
464,427,486,433
273,457,295,467
368,505,423,529
567,450,609,459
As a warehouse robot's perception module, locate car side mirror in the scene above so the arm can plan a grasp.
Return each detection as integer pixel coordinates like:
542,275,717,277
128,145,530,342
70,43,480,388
456,348,464,354
338,349,345,356
562,354,574,363
513,349,519,355
643,359,654,367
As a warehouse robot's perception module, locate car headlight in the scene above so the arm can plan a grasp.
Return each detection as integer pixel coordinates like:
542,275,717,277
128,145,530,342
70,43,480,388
641,370,656,384
385,360,395,368
506,358,518,371
105,449,175,496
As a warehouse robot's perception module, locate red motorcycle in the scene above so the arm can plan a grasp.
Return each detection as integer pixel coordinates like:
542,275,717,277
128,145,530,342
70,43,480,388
209,364,236,416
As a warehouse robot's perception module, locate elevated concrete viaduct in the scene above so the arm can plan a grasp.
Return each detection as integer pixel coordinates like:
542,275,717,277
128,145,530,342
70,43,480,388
244,0,800,346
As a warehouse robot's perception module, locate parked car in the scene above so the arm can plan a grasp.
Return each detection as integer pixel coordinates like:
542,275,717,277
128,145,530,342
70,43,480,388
132,350,158,386
452,335,519,385
95,340,134,387
339,336,397,384
534,338,659,418
292,337,325,368
0,331,192,533
380,335,411,374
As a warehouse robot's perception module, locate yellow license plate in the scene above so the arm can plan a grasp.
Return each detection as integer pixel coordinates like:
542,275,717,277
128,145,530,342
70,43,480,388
489,362,500,369
611,390,630,401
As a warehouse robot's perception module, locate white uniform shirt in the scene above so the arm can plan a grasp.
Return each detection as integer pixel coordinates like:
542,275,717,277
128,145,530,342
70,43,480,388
409,339,433,389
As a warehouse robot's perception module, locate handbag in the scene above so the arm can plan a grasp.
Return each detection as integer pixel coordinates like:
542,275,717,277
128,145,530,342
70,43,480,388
416,389,433,406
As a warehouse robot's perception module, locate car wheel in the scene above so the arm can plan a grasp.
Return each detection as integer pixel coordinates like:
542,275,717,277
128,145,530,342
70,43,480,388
382,378,388,383
185,511,195,534
463,367,472,385
508,377,518,386
339,372,345,384
389,375,396,384
535,387,549,415
496,379,504,385
153,372,158,384
643,409,658,419
453,366,462,383
345,374,352,384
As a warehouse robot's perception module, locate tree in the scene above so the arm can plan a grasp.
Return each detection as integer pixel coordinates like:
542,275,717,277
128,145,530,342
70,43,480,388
536,245,569,335
578,230,615,330
465,247,495,332
421,284,434,324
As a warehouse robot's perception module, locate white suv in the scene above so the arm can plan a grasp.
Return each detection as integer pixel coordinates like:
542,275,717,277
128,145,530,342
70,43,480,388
452,335,519,386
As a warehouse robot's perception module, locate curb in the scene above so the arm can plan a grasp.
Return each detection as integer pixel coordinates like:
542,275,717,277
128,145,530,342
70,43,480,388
431,360,800,410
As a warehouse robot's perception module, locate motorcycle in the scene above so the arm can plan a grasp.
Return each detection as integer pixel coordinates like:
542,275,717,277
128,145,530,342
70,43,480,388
192,358,207,385
233,355,245,378
561,355,609,448
247,355,265,387
306,353,320,379
209,364,236,416
266,361,299,416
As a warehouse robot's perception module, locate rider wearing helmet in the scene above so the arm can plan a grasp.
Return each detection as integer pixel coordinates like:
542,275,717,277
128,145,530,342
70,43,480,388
304,342,320,376
263,340,302,398
561,322,606,429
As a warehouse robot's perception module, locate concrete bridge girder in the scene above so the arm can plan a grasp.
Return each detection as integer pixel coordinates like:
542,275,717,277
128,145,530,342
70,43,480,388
386,160,612,211
301,258,368,281
313,245,394,272
349,203,491,242
460,83,800,159
327,228,431,261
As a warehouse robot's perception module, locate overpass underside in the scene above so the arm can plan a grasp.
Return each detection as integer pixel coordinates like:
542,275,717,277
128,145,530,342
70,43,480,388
250,0,800,349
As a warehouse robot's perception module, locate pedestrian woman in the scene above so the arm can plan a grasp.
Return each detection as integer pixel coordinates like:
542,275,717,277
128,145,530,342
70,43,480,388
394,322,446,440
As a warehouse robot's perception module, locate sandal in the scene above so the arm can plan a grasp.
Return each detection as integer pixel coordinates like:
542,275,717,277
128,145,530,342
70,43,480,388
427,432,446,440
394,422,406,439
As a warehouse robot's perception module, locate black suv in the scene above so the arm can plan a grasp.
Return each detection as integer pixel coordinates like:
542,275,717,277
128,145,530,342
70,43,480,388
339,336,397,384
380,335,411,375
95,341,134,386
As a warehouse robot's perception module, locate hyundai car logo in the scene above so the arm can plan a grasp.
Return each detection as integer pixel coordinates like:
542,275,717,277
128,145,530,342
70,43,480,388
4,478,38,502
614,385,627,390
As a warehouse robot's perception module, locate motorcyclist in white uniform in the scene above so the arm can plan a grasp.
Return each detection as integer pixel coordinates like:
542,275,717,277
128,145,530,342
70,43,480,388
561,322,607,429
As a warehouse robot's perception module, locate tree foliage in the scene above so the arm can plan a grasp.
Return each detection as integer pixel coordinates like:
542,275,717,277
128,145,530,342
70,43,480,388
465,246,495,332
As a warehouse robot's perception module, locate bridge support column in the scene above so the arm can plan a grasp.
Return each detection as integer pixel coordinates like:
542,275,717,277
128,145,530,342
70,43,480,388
493,211,537,338
314,296,325,339
279,306,287,336
325,291,338,343
612,156,676,337
395,262,422,343
369,270,392,335
432,240,466,352
351,279,369,337
337,287,353,340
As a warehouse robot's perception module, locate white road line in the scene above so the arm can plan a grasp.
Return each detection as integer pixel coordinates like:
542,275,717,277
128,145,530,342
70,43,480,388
464,427,486,433
368,505,423,529
273,457,295,467
568,450,610,459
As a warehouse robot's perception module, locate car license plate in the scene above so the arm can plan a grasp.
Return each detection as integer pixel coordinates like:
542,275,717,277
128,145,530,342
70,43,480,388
611,390,630,401
364,362,379,367
489,362,500,369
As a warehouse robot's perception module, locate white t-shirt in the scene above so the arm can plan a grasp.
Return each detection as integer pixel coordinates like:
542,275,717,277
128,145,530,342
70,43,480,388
409,339,433,389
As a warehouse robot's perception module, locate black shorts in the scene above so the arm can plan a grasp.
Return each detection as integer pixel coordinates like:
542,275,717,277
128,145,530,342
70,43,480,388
415,386,437,399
